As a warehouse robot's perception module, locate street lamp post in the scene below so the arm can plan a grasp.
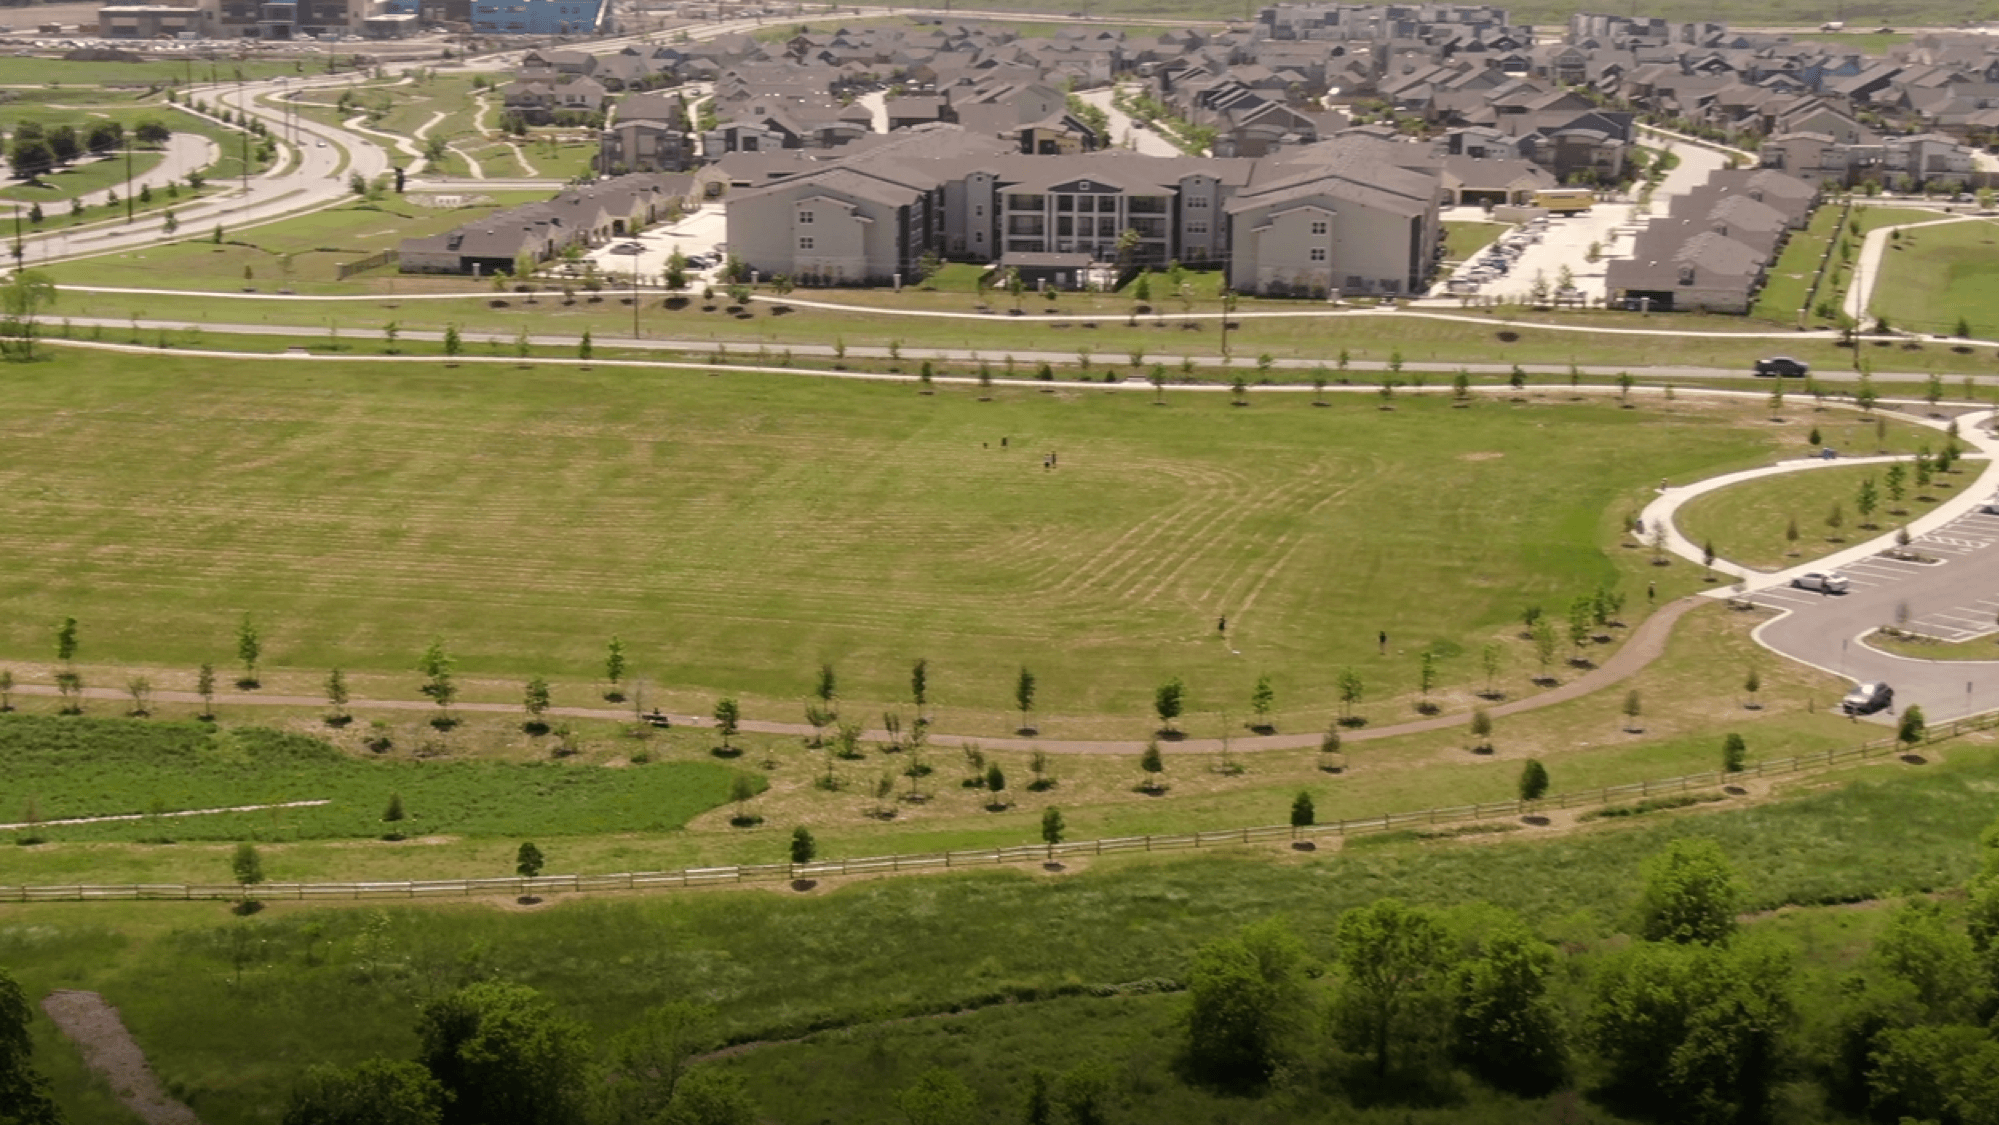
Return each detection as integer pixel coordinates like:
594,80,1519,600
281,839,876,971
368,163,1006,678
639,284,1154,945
124,141,134,224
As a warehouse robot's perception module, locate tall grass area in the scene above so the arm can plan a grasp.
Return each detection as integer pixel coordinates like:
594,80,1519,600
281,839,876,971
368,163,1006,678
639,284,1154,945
0,351,1786,726
3,745,1996,1123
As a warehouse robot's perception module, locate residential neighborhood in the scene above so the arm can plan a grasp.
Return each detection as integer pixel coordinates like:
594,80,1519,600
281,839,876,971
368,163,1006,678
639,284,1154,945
390,2,1992,311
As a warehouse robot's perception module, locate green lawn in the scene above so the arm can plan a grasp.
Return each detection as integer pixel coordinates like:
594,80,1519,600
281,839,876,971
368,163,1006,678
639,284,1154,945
1443,220,1509,262
0,349,1787,729
1750,201,1841,325
0,58,314,87
5,741,1999,1124
47,194,545,292
1868,215,1999,338
2,713,743,845
1676,451,1959,571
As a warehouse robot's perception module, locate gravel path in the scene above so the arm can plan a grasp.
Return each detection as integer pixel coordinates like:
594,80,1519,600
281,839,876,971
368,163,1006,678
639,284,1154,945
40,991,202,1125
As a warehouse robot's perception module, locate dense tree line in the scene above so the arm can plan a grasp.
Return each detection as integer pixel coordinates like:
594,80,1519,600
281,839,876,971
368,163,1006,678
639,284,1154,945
240,828,1999,1125
1166,834,1999,1123
4,119,171,180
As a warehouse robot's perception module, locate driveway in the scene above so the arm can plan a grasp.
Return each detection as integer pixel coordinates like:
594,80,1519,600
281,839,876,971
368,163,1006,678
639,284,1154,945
1442,131,1729,304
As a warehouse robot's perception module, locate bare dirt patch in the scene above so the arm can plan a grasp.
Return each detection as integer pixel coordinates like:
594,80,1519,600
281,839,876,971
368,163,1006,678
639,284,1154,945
40,990,202,1125
1457,451,1505,461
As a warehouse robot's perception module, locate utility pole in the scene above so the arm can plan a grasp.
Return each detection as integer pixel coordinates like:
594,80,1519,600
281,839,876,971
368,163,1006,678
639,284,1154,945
124,141,134,223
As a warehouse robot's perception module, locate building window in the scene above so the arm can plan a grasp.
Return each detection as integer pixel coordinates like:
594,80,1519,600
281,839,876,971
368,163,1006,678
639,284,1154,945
1310,221,1328,235
1310,247,1327,261
1187,221,1207,234
798,210,814,224
799,236,815,249
1188,196,1208,209
975,205,983,217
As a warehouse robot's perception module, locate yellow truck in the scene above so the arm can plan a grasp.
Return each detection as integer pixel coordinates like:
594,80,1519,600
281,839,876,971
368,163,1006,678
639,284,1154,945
1532,188,1596,213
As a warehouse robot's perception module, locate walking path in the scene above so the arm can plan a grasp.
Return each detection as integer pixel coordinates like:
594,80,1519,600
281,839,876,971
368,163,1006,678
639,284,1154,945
41,991,202,1125
1643,408,1999,590
1844,212,1999,322
7,595,1698,756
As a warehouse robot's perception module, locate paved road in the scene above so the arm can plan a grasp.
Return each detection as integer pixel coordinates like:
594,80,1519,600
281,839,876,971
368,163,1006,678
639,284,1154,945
1647,407,1999,723
1075,87,1184,158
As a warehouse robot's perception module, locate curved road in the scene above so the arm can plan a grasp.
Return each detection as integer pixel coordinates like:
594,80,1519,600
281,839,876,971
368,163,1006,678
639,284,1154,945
1647,407,1999,723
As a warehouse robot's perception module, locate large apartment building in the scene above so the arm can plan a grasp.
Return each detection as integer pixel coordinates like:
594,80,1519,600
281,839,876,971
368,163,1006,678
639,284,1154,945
725,128,1442,296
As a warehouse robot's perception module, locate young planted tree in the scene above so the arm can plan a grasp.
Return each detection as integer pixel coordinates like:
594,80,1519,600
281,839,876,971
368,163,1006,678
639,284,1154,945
236,614,262,689
522,676,551,733
604,636,626,701
1470,707,1493,753
1040,807,1065,847
1319,723,1343,771
1480,643,1502,698
1290,789,1315,828
1336,668,1364,723
814,662,838,719
1826,500,1846,540
789,826,816,865
515,841,545,878
1743,666,1761,710
1722,732,1747,773
1531,619,1558,679
1857,476,1879,528
1015,665,1037,733
729,773,760,825
1248,673,1274,730
55,615,78,665
1416,650,1438,712
1139,739,1166,791
126,675,152,717
1154,676,1186,733
1898,704,1927,748
1785,515,1800,555
232,840,265,898
713,697,740,752
909,657,928,724
1622,689,1643,733
195,662,215,720
325,667,349,725
1518,758,1549,801
984,763,1007,808
1029,749,1053,791
0,668,12,712
418,639,456,726
443,323,462,360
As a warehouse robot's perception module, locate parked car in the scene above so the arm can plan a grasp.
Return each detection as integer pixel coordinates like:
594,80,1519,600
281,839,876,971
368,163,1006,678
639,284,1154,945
1981,496,1999,515
609,242,644,255
1754,356,1809,377
1842,681,1894,715
1792,571,1850,594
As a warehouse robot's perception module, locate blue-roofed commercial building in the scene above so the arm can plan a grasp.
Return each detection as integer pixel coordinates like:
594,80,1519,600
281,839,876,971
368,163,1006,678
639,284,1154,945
471,0,603,34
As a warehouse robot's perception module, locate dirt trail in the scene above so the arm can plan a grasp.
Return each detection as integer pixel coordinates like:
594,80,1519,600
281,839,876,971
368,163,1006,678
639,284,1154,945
40,990,202,1125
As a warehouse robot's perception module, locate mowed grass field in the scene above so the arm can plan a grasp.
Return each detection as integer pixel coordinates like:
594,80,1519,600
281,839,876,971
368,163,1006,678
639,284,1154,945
1870,216,1999,337
0,349,1792,729
1676,453,1961,570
